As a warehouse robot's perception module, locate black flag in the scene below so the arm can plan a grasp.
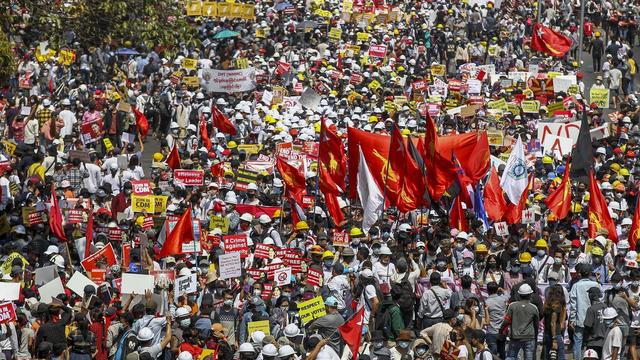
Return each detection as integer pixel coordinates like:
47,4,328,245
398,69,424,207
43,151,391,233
570,113,593,184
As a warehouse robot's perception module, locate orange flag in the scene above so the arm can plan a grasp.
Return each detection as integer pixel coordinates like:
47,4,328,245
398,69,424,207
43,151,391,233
483,167,508,221
166,145,181,170
545,162,572,220
629,196,640,250
159,207,194,258
449,196,469,232
588,170,618,242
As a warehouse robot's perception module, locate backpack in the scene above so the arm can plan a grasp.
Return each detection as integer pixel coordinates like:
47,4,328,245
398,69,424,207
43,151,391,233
375,304,397,340
391,273,415,313
478,348,501,360
114,329,138,360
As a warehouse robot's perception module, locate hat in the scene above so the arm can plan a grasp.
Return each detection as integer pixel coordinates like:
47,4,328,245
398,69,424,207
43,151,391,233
602,307,618,319
518,283,534,295
396,330,415,341
324,296,338,307
360,269,374,278
284,324,300,337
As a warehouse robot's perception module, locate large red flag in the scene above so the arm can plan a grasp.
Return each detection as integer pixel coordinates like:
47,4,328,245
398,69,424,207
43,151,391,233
531,23,572,58
545,162,572,220
629,196,640,250
505,173,534,224
319,120,346,225
339,307,365,360
159,207,194,258
276,157,306,202
50,183,67,241
588,170,618,242
132,107,149,139
484,167,508,221
200,113,212,150
449,196,469,232
386,125,406,208
85,210,94,259
212,105,237,136
418,137,457,201
166,145,181,170
390,125,426,212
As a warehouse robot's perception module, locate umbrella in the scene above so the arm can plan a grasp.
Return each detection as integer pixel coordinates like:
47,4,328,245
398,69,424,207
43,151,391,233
214,29,240,39
114,48,140,56
275,2,294,11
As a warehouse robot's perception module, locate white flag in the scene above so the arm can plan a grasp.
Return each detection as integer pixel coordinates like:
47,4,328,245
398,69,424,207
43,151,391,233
357,146,384,233
500,136,528,204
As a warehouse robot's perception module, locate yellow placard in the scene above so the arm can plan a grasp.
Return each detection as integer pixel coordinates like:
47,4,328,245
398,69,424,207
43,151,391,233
590,88,610,109
329,28,343,42
58,49,75,66
199,349,216,360
202,2,217,16
298,296,327,324
547,71,561,79
368,79,381,91
430,64,446,77
237,144,262,154
546,101,565,113
487,130,504,146
1,252,29,274
256,28,266,38
247,320,271,336
488,98,507,110
131,194,155,213
182,76,200,88
342,0,353,11
103,138,114,153
217,2,231,17
186,1,202,16
235,58,249,69
209,216,230,233
182,58,197,70
154,196,168,214
2,141,16,157
567,84,579,95
356,32,370,42
506,103,520,114
521,100,540,114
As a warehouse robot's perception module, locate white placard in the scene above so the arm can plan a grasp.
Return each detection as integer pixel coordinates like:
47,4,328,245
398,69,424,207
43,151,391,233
274,267,292,287
39,277,65,303
494,221,509,236
542,134,573,160
467,79,482,94
35,265,58,286
174,273,198,301
200,68,257,93
262,90,273,105
522,209,535,224
552,75,577,93
121,273,155,295
66,272,98,296
298,88,322,111
218,252,242,280
537,121,581,148
0,283,20,301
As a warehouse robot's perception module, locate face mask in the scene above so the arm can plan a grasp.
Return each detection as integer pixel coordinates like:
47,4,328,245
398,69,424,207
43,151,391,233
373,248,380,255
554,257,562,265
418,248,425,254
463,258,473,266
324,260,333,267
537,250,546,257
374,341,385,350
472,306,480,313
615,193,623,199
457,314,464,321
456,243,465,250
415,347,428,356
200,267,209,275
488,263,497,269
180,319,191,327
397,341,410,349
253,289,261,296
352,238,360,245
603,319,614,327
619,250,628,256
224,300,233,307
511,266,520,273
549,279,557,286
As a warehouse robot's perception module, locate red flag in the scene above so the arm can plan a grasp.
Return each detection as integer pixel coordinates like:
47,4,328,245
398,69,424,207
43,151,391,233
588,170,618,242
276,157,306,201
629,196,640,250
531,23,572,58
319,119,347,193
85,210,94,259
324,193,344,226
391,125,425,212
132,107,149,139
212,105,237,136
418,137,457,201
166,145,181,170
483,167,508,221
544,162,572,220
449,196,469,232
505,173,534,224
200,113,212,150
387,125,407,208
339,307,365,360
49,183,67,241
159,207,194,258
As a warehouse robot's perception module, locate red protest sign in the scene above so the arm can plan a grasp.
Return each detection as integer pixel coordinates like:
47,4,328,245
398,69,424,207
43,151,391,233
174,169,205,186
81,243,117,272
28,211,44,225
333,231,349,247
368,45,387,58
108,228,124,241
114,278,122,291
122,243,131,268
307,267,323,286
0,303,16,324
202,234,221,251
255,243,273,259
412,80,428,92
141,216,154,231
247,268,264,280
261,283,273,300
131,180,152,195
223,234,249,258
350,73,363,85
90,269,106,284
67,209,86,224
302,196,315,207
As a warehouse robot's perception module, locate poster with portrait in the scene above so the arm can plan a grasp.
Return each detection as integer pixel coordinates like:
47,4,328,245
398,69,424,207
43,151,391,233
80,118,104,145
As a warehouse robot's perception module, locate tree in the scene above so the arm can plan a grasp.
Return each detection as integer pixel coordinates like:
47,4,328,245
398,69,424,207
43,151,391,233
0,28,16,87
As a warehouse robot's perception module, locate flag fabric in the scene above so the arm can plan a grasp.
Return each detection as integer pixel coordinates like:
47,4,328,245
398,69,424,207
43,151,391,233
500,136,528,204
484,167,508,221
49,183,67,241
200,113,212,150
276,157,306,202
531,23,573,58
407,135,431,208
474,183,490,230
417,137,457,201
393,127,426,213
212,105,238,136
159,207,194,258
166,145,181,170
318,120,347,226
132,107,150,139
629,196,640,250
505,173,534,224
436,132,491,184
339,307,366,360
357,146,385,233
85,210,94,260
545,162,572,220
450,153,472,207
588,170,618,242
449,196,469,232
570,113,593,184
387,124,406,208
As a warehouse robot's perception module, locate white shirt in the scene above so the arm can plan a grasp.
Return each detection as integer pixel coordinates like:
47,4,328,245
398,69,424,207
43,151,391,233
373,262,397,288
602,325,623,360
326,274,350,311
82,163,102,194
58,109,77,137
359,285,377,324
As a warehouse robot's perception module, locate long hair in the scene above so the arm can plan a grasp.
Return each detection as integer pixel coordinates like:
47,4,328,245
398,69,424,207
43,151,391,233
543,285,566,314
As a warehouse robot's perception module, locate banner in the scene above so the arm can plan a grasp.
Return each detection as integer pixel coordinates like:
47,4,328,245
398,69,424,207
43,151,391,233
521,100,540,114
81,243,117,272
132,180,152,195
537,121,581,148
298,296,327,324
590,88,610,109
80,119,103,145
131,195,155,213
154,195,168,214
368,45,388,58
223,234,249,258
219,252,242,279
174,169,205,186
247,320,271,336
201,68,256,93
0,303,16,324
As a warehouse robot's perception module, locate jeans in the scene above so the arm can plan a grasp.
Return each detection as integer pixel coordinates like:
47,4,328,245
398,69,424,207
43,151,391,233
573,326,585,360
506,339,536,360
543,334,566,360
485,333,506,360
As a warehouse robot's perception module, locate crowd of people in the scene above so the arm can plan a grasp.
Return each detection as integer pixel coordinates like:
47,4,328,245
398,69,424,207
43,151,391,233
1,0,640,359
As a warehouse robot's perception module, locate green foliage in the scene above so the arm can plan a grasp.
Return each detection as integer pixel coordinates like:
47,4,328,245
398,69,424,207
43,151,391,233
0,29,16,87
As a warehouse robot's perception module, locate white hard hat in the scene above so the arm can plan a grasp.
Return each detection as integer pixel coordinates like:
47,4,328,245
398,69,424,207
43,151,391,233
43,99,51,107
279,345,296,358
177,351,193,360
627,251,638,261
45,245,59,255
602,307,618,319
262,344,278,357
238,343,256,353
251,330,266,344
196,92,205,100
618,240,630,249
456,231,469,240
378,246,392,256
170,122,180,129
595,235,607,247
51,254,65,268
596,147,606,155
258,214,271,224
175,307,190,317
247,183,258,191
517,283,533,295
187,124,197,132
263,237,275,245
622,218,633,226
216,98,227,105
137,327,154,342
61,98,71,106
179,267,192,277
601,182,613,190
398,223,411,232
240,213,253,222
224,192,238,205
284,324,300,337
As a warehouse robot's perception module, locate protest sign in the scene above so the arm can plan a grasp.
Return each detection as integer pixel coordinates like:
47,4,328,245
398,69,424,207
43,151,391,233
67,272,98,296
552,75,577,93
368,45,388,58
81,243,117,272
154,195,168,214
35,265,58,286
486,130,504,147
0,303,16,324
209,215,230,233
224,234,249,258
1,253,28,274
299,88,322,111
274,267,292,286
131,195,155,213
121,273,155,294
542,134,573,160
2,141,15,157
182,58,197,70
298,296,327,324
68,150,91,163
90,269,106,284
150,270,176,289
38,277,65,303
328,27,342,42
307,267,323,286
235,167,259,191
522,209,535,224
131,180,152,195
247,320,271,336
590,88,610,109
521,100,540,114
590,123,610,141
218,252,242,279
174,169,205,186
494,222,509,236
175,273,198,301
201,68,256,93
431,64,446,77
0,283,19,302
537,121,581,147
67,209,86,224
80,119,103,145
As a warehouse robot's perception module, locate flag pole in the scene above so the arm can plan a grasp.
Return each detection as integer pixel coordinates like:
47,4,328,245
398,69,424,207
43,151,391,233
379,140,393,219
577,0,585,68
279,183,287,233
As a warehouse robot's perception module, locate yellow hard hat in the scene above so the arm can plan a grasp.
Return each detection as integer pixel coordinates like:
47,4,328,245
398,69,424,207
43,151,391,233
153,152,164,162
273,209,282,218
519,252,532,263
401,129,411,135
595,31,601,37
571,202,583,213
295,221,309,231
350,227,363,237
437,24,443,29
314,122,321,133
227,140,238,149
322,250,334,259
135,216,145,227
368,115,378,123
611,163,621,172
612,180,622,188
542,155,553,164
620,168,630,176
534,194,546,202
591,247,604,256
535,239,548,248
476,244,488,253
224,170,235,177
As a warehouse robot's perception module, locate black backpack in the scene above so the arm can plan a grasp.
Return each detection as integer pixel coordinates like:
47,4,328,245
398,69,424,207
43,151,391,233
375,305,396,340
391,273,415,313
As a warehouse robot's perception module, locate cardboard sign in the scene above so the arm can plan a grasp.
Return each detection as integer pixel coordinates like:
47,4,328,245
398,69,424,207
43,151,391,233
590,88,610,109
121,273,155,294
34,265,58,286
522,209,535,224
486,130,504,147
132,180,152,195
274,267,292,286
247,320,271,336
494,221,509,236
131,194,155,213
218,252,242,279
81,243,117,272
2,141,16,157
68,150,91,163
208,216,230,233
298,296,327,324
174,169,205,186
521,100,540,114
182,58,197,70
430,64,446,77
39,277,65,303
175,273,198,300
328,27,343,42
223,234,249,258
0,303,16,324
66,272,98,296
0,283,19,302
